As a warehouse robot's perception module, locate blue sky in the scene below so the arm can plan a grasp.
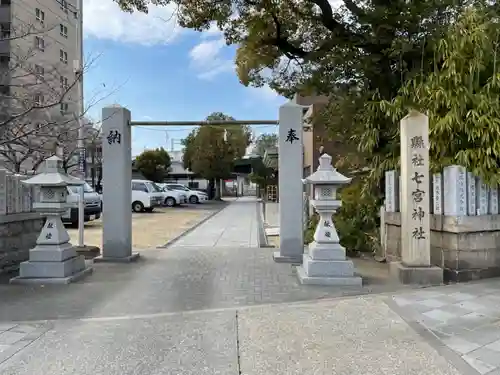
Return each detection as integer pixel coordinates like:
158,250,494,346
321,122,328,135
82,0,286,156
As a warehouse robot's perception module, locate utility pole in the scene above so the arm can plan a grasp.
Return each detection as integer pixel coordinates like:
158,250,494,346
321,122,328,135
74,0,85,248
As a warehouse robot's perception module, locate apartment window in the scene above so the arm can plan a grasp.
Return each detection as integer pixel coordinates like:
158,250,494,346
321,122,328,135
60,76,68,89
35,36,45,51
34,94,43,105
60,24,68,38
35,64,44,74
0,23,10,39
60,49,67,64
35,8,45,24
0,54,9,67
60,102,68,114
0,0,11,6
60,0,68,13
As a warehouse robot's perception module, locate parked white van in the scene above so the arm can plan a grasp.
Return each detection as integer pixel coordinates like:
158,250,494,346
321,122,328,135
131,179,165,212
62,181,102,225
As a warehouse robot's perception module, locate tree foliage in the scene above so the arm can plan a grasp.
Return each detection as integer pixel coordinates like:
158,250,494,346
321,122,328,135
115,0,469,181
134,147,171,182
182,112,251,180
375,6,500,186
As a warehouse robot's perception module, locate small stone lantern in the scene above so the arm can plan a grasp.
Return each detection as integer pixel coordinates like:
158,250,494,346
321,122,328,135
296,153,362,286
10,156,93,284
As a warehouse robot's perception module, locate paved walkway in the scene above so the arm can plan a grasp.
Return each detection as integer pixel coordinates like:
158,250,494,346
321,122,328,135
172,197,259,247
0,197,498,374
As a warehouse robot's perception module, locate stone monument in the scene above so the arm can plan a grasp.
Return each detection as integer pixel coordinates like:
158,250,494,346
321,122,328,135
10,156,93,284
273,101,304,263
296,153,362,286
390,110,443,285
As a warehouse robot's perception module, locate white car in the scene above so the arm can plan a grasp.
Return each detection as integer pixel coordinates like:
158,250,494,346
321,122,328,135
159,184,187,206
165,183,208,204
61,180,102,225
131,179,164,212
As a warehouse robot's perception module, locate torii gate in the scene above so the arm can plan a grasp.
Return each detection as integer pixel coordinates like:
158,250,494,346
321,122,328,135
98,102,305,263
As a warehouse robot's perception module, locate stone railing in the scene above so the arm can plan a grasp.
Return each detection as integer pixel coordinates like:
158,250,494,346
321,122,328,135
0,169,43,274
383,165,500,281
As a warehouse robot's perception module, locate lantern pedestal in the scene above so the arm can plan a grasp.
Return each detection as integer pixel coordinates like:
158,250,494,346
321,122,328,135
297,200,362,286
9,156,93,285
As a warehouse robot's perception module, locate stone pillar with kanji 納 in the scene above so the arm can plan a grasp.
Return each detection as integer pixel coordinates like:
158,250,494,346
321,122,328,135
390,110,443,285
97,105,138,263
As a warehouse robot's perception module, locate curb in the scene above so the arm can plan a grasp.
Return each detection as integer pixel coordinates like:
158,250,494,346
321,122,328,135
256,200,273,248
157,202,230,249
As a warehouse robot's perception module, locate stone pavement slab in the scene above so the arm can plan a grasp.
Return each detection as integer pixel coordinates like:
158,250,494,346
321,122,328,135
0,311,238,374
0,323,50,365
172,197,258,247
0,246,399,322
0,296,466,375
391,280,500,374
239,296,461,375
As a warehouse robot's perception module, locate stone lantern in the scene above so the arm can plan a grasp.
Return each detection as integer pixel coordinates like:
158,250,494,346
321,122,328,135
10,156,93,284
296,153,362,286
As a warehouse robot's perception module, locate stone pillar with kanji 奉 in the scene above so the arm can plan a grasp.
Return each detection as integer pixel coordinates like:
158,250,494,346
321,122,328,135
390,110,443,285
273,101,304,263
10,156,93,284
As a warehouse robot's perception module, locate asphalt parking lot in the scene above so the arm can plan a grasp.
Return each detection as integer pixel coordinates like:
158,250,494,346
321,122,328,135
67,202,223,249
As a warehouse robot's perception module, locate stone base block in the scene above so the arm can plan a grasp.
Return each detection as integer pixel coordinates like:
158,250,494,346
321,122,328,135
273,251,302,264
296,266,362,286
308,242,346,260
302,254,355,277
10,265,93,285
29,243,76,262
390,262,443,286
94,252,140,263
75,245,101,259
17,255,86,279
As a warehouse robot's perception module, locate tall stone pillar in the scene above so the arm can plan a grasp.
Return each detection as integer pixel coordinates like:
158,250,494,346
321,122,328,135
390,110,442,285
96,105,138,262
273,102,304,263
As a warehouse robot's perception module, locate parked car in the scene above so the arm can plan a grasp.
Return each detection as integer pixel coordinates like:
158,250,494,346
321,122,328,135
158,184,187,207
131,179,164,212
62,180,102,225
165,183,208,204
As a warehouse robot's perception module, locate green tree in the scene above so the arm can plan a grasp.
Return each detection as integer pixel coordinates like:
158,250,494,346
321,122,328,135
114,0,468,186
182,112,251,199
134,147,171,182
378,7,500,186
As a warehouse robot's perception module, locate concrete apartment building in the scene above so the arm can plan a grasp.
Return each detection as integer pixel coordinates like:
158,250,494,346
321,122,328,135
0,0,83,173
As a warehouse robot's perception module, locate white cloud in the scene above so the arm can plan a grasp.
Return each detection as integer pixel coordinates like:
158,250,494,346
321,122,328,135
83,0,181,45
189,37,234,80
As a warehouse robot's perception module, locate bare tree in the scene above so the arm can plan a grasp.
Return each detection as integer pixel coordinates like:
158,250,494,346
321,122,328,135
0,8,114,173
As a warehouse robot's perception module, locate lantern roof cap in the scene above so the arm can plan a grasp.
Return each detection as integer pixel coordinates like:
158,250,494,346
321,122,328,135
21,156,85,186
303,153,351,185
